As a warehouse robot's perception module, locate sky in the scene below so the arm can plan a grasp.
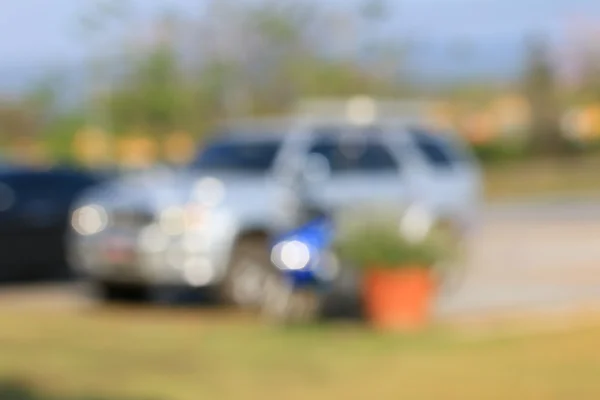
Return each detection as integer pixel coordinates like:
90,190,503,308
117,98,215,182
1,0,600,90
0,0,202,66
2,0,599,65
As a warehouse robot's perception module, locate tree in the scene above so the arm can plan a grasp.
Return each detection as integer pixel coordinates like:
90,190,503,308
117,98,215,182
110,22,182,136
76,0,133,132
577,50,600,102
0,102,40,142
75,0,409,142
521,36,565,155
0,73,61,146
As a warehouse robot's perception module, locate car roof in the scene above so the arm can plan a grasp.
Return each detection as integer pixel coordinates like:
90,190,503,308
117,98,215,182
0,166,102,181
211,117,291,139
211,117,446,141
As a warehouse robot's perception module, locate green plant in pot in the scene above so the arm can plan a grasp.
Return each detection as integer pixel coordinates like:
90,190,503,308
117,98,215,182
334,207,457,331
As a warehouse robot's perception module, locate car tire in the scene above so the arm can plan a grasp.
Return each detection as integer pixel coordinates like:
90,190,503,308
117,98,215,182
221,236,274,310
320,264,363,319
94,281,149,304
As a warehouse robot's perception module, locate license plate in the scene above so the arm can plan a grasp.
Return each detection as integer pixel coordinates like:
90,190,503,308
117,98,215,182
104,237,136,264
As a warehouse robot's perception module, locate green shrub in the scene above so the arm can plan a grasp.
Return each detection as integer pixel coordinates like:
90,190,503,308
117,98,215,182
472,138,528,164
334,218,455,270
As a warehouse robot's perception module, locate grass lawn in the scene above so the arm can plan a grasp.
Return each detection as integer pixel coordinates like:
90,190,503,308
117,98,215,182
484,157,600,200
0,308,600,400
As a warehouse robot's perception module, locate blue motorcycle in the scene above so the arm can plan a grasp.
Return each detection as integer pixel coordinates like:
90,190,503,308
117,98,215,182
271,216,337,287
261,215,344,323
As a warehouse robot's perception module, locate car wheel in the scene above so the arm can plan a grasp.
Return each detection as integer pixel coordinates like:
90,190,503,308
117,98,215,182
320,264,363,319
221,236,273,309
94,281,149,304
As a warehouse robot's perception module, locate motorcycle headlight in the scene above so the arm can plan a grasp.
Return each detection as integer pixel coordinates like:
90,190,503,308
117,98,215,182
271,240,311,271
72,204,108,236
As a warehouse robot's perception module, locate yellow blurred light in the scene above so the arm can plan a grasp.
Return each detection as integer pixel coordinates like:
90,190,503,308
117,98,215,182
346,96,377,125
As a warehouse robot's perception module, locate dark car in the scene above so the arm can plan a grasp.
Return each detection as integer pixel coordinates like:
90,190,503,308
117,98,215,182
0,167,105,283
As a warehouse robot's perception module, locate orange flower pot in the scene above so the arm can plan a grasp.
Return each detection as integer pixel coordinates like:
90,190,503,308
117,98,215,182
363,267,435,332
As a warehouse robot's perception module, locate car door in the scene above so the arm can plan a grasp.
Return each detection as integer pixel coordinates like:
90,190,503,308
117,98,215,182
0,170,100,275
0,172,58,232
297,131,409,215
406,129,482,224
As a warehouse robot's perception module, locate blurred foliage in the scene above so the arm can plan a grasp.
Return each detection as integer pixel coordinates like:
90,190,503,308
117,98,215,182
42,113,89,162
0,101,41,143
0,380,148,400
472,138,529,164
521,37,565,156
5,0,600,164
74,0,410,146
106,39,183,136
335,218,455,269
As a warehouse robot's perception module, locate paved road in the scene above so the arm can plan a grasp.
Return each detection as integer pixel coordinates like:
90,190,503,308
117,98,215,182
436,201,600,320
1,201,600,322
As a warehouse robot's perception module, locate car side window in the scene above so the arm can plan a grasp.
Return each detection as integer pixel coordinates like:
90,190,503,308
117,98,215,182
1,174,42,197
1,172,95,202
192,138,282,173
53,172,99,195
306,136,399,173
411,131,456,169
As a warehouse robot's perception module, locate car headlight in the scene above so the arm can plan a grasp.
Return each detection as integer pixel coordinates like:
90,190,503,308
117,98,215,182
271,240,311,271
159,204,210,235
72,204,108,236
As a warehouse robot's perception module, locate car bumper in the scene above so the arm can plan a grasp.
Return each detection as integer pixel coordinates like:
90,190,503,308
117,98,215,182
68,228,230,288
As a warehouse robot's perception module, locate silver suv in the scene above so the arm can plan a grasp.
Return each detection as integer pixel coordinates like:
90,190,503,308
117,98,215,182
67,116,482,306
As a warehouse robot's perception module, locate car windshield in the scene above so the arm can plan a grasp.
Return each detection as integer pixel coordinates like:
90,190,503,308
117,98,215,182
191,138,281,173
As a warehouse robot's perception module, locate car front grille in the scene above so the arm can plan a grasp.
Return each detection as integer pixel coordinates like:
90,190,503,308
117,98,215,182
110,209,155,231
